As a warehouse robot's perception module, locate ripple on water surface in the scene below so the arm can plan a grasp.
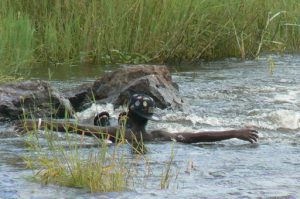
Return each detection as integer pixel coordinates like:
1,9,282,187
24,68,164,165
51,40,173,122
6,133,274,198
1,54,300,198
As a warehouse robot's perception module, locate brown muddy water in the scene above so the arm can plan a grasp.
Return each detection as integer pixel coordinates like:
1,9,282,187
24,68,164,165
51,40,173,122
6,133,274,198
1,55,300,198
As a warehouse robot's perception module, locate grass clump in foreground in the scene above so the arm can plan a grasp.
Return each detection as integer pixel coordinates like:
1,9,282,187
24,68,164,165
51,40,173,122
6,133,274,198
23,121,129,192
22,117,178,193
1,0,300,70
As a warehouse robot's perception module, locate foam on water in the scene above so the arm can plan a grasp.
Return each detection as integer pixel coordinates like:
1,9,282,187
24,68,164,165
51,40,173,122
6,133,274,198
73,101,300,134
267,109,300,130
273,90,300,104
74,103,127,124
244,108,300,131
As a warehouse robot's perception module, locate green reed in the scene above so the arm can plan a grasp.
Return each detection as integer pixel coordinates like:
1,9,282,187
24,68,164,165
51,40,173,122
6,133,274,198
23,118,130,192
1,0,300,71
22,117,179,192
0,6,34,72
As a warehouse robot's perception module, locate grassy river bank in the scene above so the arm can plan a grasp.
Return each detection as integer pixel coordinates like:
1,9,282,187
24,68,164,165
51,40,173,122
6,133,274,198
1,0,300,73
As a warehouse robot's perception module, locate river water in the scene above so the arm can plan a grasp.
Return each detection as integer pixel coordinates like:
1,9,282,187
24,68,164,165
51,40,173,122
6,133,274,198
1,54,300,198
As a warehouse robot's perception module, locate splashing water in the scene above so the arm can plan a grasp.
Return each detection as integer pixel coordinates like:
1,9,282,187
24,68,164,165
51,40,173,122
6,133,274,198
1,54,300,198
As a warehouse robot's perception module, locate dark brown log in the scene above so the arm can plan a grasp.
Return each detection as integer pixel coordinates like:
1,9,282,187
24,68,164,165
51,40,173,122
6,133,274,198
16,119,138,142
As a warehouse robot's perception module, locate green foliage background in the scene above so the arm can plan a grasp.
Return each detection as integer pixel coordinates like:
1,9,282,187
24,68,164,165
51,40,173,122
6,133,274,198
1,0,299,71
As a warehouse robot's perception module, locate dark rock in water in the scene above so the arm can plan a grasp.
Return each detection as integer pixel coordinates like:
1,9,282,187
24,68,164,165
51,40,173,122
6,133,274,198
0,65,183,121
63,82,93,112
79,65,183,110
107,73,183,109
0,80,74,121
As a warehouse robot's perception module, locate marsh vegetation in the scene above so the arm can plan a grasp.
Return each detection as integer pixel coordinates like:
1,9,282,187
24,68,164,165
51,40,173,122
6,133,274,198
1,0,300,73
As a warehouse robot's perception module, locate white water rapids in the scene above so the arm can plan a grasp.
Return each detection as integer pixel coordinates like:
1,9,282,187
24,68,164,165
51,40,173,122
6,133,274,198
1,54,300,198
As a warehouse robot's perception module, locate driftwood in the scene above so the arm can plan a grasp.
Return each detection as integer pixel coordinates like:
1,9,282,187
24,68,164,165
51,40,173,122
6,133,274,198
16,119,150,142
